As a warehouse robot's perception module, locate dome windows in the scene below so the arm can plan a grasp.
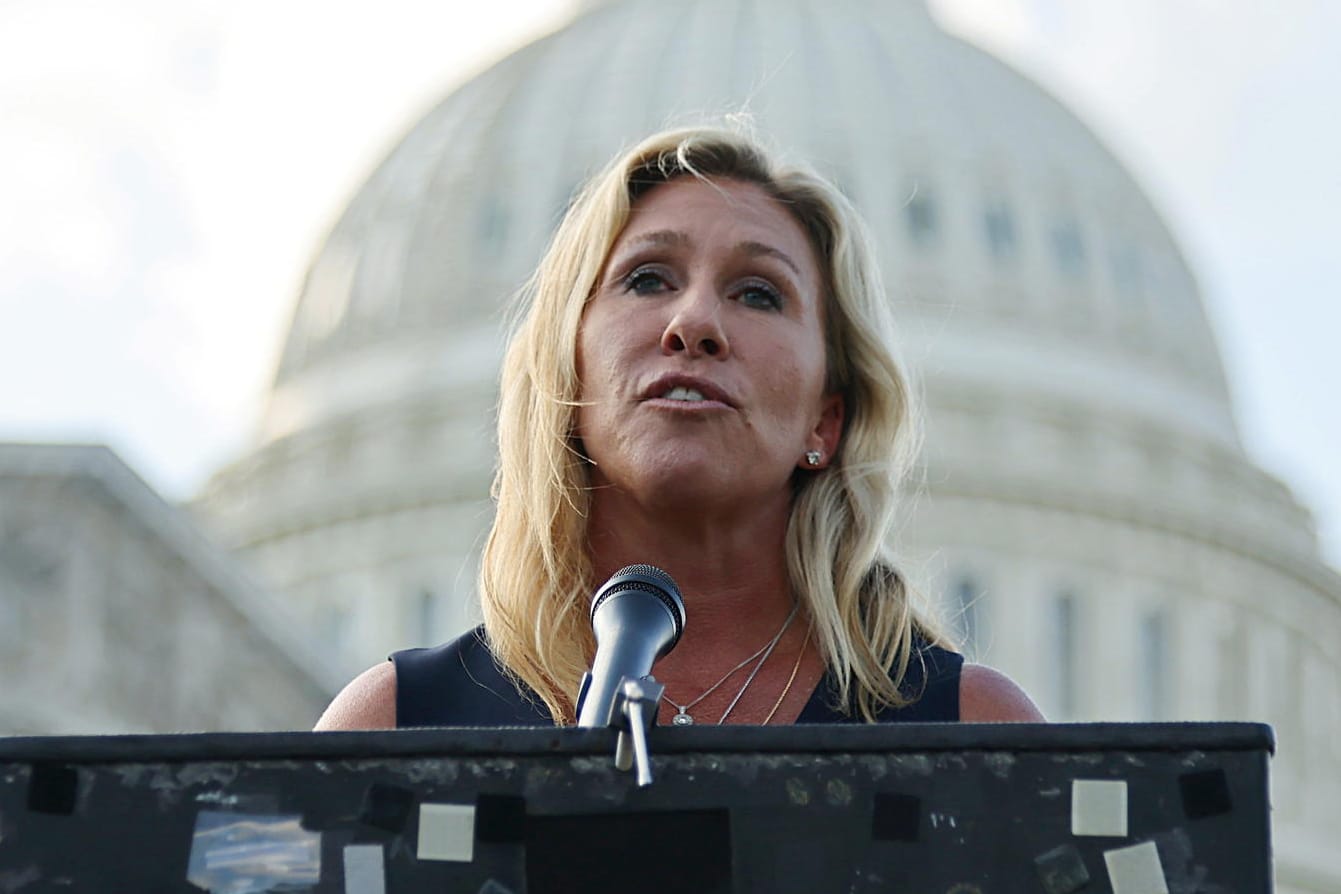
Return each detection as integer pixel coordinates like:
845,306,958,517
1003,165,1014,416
416,587,437,644
1051,591,1080,719
1137,608,1171,720
982,198,1018,262
1049,217,1088,277
477,194,510,258
951,573,985,661
887,177,1193,340
901,178,939,247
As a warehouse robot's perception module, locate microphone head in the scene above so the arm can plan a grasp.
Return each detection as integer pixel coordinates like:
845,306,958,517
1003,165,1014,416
591,564,686,651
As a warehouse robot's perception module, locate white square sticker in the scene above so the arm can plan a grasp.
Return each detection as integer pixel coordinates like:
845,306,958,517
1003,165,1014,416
343,844,386,894
1104,840,1168,894
417,803,476,862
1071,779,1128,837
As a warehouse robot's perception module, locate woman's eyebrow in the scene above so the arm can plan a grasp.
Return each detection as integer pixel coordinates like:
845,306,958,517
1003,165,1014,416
624,229,691,250
737,240,801,276
617,230,800,277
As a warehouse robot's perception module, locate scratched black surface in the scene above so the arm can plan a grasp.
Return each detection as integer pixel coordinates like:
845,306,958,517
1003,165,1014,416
0,723,1272,893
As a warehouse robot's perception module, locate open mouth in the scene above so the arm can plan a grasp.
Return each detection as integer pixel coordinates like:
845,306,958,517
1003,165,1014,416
660,386,707,402
641,375,734,407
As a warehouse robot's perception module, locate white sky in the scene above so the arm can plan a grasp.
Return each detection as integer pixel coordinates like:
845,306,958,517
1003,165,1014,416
1,0,1337,565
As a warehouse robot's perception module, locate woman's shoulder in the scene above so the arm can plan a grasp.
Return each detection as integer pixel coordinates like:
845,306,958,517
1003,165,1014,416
313,627,507,731
958,662,1046,722
313,660,397,731
391,626,495,684
804,640,1042,724
392,626,554,727
798,637,962,723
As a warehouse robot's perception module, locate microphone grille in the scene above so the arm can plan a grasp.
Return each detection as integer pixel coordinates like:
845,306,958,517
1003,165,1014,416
620,563,681,596
591,564,686,638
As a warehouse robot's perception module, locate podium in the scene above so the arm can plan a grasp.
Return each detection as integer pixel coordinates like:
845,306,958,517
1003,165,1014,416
1,723,1271,892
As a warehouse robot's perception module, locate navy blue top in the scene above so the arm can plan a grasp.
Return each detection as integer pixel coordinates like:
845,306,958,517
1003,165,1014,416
392,626,963,727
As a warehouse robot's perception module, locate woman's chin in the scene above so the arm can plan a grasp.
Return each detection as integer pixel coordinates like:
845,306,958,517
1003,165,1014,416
629,461,787,517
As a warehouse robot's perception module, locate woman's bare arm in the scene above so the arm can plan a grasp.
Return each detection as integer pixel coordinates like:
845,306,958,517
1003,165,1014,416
959,663,1046,722
313,661,398,730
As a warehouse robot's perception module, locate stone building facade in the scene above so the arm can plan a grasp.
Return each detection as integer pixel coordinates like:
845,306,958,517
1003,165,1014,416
0,444,337,734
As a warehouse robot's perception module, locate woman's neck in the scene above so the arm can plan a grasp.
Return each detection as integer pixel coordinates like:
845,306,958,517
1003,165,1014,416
585,487,800,680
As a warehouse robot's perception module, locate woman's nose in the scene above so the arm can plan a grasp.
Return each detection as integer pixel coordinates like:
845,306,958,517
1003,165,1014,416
660,287,730,358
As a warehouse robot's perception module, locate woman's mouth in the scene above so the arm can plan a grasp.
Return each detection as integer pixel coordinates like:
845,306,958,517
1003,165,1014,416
661,386,707,402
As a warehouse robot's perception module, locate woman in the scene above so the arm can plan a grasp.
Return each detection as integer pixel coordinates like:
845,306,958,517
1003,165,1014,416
316,126,1042,730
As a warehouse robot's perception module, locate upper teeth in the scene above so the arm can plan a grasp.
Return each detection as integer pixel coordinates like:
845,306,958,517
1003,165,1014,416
663,386,706,402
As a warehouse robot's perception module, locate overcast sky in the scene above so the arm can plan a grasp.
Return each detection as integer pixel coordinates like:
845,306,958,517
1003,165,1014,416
1,0,1337,564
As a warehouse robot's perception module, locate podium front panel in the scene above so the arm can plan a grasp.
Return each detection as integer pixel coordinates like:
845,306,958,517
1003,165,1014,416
0,723,1271,892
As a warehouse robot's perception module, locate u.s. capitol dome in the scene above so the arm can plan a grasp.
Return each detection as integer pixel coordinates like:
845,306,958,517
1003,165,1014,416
198,2,1340,886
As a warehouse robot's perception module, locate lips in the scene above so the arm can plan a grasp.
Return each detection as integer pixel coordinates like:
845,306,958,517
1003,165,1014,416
640,374,735,407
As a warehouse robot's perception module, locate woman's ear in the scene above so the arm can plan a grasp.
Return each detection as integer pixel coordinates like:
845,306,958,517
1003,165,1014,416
801,393,845,469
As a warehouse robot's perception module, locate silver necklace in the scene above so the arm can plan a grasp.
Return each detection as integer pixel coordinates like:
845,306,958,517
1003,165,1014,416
716,605,797,724
661,602,799,726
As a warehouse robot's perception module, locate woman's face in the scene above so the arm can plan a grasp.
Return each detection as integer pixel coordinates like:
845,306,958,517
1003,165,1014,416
575,176,843,513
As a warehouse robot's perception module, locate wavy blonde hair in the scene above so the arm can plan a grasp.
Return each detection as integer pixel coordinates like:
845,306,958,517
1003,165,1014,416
480,125,947,723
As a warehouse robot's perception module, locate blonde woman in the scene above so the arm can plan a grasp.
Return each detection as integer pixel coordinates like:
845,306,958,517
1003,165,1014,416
316,127,1042,730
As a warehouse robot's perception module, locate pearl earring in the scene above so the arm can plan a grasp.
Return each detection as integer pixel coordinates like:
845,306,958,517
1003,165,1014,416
805,450,822,467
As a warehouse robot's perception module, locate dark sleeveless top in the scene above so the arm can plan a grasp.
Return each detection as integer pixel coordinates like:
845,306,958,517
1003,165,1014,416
392,626,963,727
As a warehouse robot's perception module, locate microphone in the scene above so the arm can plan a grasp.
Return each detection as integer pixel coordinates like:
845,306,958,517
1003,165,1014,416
576,564,686,728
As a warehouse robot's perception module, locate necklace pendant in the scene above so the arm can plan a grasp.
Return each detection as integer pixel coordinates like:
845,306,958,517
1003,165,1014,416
671,711,694,726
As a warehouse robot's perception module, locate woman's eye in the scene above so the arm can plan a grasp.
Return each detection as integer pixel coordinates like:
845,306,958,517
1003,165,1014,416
737,282,782,310
625,269,669,295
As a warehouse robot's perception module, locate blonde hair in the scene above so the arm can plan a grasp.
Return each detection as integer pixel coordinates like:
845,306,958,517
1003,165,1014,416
480,125,947,723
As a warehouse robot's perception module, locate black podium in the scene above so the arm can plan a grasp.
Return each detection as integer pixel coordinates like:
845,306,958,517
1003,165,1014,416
0,723,1272,893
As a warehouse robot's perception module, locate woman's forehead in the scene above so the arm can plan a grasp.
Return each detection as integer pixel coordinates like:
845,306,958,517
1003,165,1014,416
614,177,818,270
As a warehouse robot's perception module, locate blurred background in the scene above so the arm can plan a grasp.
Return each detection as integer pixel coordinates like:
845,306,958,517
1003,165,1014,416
1,1,1337,889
